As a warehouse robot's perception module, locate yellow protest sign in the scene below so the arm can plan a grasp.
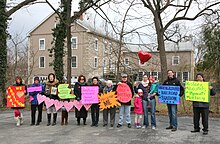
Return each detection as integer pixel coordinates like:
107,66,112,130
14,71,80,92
58,84,75,99
99,91,121,111
185,81,210,102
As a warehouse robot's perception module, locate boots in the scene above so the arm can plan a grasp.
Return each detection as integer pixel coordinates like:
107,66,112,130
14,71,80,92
61,112,65,126
83,118,87,125
65,112,68,125
15,117,20,127
19,113,23,125
77,118,80,125
52,113,57,126
47,114,51,126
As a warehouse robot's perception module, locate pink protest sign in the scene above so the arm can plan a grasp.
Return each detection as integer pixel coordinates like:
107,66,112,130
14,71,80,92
81,86,99,104
116,83,132,103
27,86,42,92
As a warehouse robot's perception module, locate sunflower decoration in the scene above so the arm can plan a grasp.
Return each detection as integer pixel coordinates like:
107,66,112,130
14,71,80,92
99,91,121,111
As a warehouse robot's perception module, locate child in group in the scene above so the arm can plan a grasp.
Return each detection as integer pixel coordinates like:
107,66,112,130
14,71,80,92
134,89,144,129
12,76,27,127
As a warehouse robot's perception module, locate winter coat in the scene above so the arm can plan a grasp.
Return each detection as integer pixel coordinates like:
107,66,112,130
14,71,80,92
103,85,114,93
134,96,143,114
44,79,59,100
150,82,160,95
114,81,134,105
74,82,88,118
29,83,44,105
163,77,184,96
193,87,216,108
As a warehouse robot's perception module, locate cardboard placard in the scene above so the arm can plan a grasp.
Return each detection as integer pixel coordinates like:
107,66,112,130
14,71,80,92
58,84,75,99
27,86,42,92
185,81,210,102
116,83,132,103
158,85,180,104
81,86,99,104
99,91,121,111
7,86,25,107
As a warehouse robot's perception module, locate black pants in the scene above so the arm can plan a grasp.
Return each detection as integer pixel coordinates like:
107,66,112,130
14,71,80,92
31,104,43,124
193,107,209,131
91,104,99,125
103,107,116,125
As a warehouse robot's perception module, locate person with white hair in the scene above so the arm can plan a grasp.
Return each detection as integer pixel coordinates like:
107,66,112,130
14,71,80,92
102,80,115,127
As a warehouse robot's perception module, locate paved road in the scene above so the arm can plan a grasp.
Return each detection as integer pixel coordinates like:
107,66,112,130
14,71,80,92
0,110,220,144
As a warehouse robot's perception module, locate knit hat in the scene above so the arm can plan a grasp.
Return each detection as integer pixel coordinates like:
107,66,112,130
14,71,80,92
138,89,143,93
34,76,40,82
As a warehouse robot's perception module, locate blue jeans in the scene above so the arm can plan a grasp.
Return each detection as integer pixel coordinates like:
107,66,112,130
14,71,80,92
167,104,177,128
118,105,131,125
142,99,156,127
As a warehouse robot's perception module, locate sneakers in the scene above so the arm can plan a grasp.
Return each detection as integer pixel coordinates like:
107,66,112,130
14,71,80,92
152,126,156,130
128,123,131,128
15,117,20,127
166,126,173,130
142,125,146,129
117,124,122,128
203,131,208,135
171,128,177,132
191,129,200,133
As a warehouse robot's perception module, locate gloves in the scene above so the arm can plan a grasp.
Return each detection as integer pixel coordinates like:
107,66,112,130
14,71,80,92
149,96,154,100
76,97,81,101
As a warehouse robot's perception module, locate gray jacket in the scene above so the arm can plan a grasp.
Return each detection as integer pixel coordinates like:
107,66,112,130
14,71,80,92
193,88,216,108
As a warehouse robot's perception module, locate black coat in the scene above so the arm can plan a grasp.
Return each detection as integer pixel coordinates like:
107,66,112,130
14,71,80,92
163,77,184,96
74,82,88,118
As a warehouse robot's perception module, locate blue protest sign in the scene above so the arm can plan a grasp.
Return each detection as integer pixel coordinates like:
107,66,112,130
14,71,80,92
158,85,180,104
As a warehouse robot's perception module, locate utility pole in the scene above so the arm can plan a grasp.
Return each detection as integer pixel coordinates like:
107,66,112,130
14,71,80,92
66,0,72,85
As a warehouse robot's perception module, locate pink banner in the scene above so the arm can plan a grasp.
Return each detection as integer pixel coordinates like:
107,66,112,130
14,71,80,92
73,100,83,111
27,86,42,92
81,86,99,104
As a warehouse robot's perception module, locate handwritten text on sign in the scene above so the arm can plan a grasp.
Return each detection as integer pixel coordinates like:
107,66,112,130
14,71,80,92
81,86,99,104
185,81,210,102
158,85,180,104
116,83,132,103
27,86,42,92
58,84,75,99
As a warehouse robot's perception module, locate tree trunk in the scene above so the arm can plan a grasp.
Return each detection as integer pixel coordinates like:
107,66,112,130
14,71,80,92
66,0,72,85
154,15,167,82
0,0,7,106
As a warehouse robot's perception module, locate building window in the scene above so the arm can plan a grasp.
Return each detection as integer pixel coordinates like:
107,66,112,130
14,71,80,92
151,71,158,79
39,56,45,68
172,56,180,65
94,57,98,68
39,39,45,50
94,39,98,51
138,72,144,81
71,37,77,49
124,58,129,65
183,72,189,82
103,43,107,54
103,59,107,67
71,56,77,68
176,72,182,80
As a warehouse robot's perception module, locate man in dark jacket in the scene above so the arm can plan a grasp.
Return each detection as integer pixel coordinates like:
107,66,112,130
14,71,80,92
163,70,184,132
116,73,134,128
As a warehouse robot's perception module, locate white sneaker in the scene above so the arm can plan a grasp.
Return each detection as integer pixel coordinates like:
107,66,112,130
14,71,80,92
15,117,20,127
142,125,146,129
152,126,156,130
19,114,23,125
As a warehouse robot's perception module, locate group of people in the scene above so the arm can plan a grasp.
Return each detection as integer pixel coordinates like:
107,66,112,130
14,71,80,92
11,70,215,135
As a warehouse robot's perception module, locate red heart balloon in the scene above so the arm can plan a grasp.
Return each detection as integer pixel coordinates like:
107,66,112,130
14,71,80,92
138,51,152,64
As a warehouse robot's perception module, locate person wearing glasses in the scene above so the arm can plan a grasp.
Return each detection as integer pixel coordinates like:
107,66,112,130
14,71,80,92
74,75,88,125
116,73,134,128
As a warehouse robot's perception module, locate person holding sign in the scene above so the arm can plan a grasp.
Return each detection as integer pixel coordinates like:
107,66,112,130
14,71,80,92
90,77,102,127
45,73,59,126
190,73,216,135
29,76,44,126
11,76,27,127
163,70,184,132
116,73,134,128
74,75,88,125
102,80,116,127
